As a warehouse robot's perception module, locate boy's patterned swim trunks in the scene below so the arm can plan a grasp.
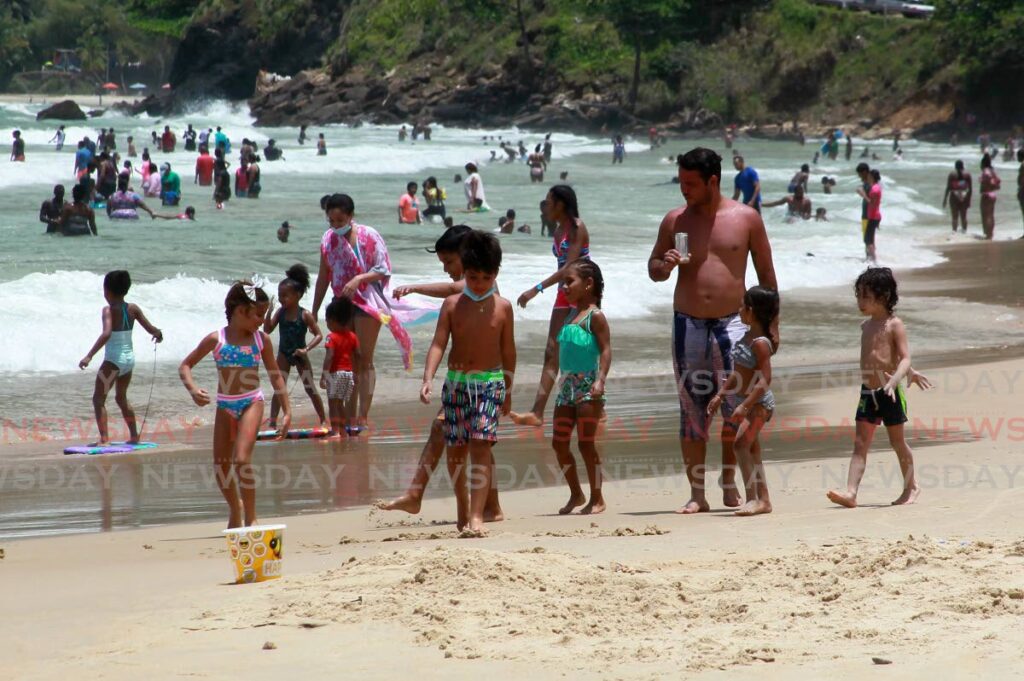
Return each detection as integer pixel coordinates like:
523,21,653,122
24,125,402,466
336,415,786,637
441,369,506,446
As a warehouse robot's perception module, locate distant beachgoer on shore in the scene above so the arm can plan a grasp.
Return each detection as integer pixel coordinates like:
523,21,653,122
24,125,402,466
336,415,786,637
263,139,283,161
195,146,214,186
298,125,308,145
512,185,590,427
399,126,407,142
762,185,812,221
707,285,778,516
731,155,762,213
543,133,553,162
821,176,836,194
50,125,66,151
528,144,546,183
551,259,610,515
463,163,489,211
422,176,446,221
612,135,625,164
787,164,810,193
647,147,779,514
10,130,24,162
398,181,421,224
40,185,67,234
381,225,503,520
1017,149,1024,238
161,126,176,153
942,160,972,233
183,124,197,152
126,136,137,158
179,277,289,527
828,267,921,509
317,133,326,156
79,270,163,445
423,124,431,141
979,153,1000,240
264,263,327,431
815,207,828,221
107,175,155,220
277,221,290,242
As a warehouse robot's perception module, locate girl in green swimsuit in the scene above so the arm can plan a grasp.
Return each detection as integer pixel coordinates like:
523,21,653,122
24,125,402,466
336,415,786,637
552,259,612,516
263,264,327,429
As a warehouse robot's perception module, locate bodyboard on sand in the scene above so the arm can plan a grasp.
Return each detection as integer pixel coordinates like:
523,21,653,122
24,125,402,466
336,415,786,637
63,442,158,455
257,427,330,441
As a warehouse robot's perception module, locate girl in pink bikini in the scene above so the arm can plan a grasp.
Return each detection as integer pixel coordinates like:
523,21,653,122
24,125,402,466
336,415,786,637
179,277,290,528
979,153,1001,240
513,184,592,426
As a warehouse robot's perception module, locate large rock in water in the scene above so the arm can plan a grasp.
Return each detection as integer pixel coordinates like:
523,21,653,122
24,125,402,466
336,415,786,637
36,100,87,121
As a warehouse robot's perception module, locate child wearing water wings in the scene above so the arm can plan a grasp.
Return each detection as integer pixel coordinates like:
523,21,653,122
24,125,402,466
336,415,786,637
552,259,612,515
79,270,163,445
707,286,779,516
420,230,515,536
179,277,290,528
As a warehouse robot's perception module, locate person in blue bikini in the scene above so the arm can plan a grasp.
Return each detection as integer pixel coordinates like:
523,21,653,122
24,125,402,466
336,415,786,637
79,271,163,445
179,277,291,528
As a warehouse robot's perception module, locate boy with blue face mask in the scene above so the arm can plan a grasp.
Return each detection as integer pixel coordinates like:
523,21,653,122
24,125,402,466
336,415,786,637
419,230,516,537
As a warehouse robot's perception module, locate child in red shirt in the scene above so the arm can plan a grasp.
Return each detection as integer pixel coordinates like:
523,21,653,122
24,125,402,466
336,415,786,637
320,298,360,437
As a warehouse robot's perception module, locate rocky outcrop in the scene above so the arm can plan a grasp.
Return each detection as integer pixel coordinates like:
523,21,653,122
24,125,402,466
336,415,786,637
36,100,87,121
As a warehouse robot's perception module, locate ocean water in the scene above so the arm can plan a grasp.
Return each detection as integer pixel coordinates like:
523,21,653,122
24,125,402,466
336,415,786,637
1,99,1023,430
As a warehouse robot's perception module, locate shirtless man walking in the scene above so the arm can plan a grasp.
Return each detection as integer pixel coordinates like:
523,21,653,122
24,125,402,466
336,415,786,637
648,148,779,514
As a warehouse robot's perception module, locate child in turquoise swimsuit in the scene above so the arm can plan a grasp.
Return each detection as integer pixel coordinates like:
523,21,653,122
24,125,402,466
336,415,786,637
552,259,611,515
179,277,290,528
79,270,163,445
263,263,326,429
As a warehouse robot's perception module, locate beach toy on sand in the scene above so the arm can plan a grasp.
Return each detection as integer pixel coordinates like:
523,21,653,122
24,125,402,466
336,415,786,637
256,427,330,441
63,442,158,455
223,524,285,584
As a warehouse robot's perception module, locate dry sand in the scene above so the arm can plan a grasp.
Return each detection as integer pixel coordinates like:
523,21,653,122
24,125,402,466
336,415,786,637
4,241,1024,679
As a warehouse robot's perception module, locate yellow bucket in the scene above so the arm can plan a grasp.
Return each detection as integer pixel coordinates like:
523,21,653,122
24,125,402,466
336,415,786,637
222,524,286,584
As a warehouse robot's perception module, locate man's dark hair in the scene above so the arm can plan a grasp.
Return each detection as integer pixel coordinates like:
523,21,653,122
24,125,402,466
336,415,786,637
104,270,132,296
428,225,472,254
459,229,502,274
407,181,417,191
856,162,870,174
677,148,722,183
855,267,898,314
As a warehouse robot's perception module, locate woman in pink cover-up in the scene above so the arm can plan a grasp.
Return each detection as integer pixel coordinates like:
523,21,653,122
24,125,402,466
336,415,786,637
312,193,417,431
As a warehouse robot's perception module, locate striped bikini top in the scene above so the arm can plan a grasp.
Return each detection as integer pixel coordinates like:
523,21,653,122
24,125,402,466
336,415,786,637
732,337,773,369
214,328,263,369
552,222,590,268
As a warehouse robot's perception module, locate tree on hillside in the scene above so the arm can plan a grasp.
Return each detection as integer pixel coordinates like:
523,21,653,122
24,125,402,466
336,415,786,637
590,0,686,112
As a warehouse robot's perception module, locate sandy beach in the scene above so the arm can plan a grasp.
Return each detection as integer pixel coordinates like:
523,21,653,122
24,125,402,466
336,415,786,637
4,239,1024,678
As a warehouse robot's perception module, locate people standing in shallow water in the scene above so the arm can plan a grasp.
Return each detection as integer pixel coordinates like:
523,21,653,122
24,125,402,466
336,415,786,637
551,260,611,516
528,144,546,183
60,184,98,236
183,124,196,152
612,135,625,164
942,160,972,233
264,263,327,430
463,163,488,211
40,185,67,233
317,133,326,156
511,184,591,427
10,130,25,161
179,278,291,528
422,176,446,221
647,147,779,515
979,153,1000,240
